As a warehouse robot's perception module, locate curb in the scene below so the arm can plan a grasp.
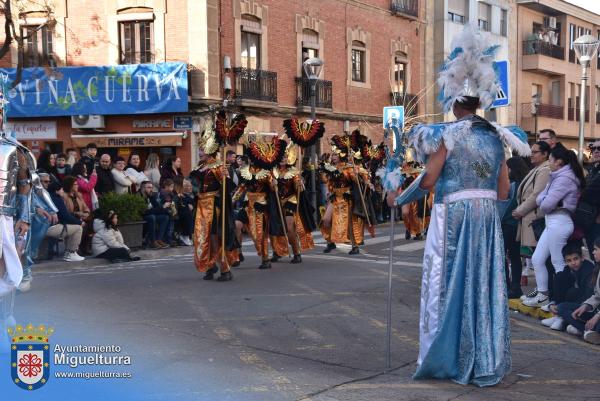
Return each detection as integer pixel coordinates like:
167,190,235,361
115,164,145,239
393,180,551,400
508,299,553,320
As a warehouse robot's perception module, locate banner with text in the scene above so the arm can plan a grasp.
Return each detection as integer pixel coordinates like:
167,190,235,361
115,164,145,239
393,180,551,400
0,62,188,118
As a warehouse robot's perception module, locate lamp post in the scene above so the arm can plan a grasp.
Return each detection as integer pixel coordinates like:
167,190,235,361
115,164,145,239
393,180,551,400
303,57,324,223
573,35,600,165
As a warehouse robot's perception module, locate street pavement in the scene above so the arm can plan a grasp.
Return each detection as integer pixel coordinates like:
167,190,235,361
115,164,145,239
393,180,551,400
11,224,600,401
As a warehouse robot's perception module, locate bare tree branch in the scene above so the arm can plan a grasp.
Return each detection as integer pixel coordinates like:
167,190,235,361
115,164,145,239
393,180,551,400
0,0,13,60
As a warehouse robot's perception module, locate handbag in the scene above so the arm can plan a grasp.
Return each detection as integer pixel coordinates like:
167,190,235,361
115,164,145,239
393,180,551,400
573,200,597,231
530,215,545,241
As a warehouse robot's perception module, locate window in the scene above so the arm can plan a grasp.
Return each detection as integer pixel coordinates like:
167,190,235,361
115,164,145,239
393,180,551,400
119,20,154,64
569,23,576,49
478,19,489,31
302,29,319,77
448,0,468,23
20,25,55,67
351,41,366,82
393,54,407,95
241,15,261,70
477,3,491,32
500,9,507,37
447,12,465,24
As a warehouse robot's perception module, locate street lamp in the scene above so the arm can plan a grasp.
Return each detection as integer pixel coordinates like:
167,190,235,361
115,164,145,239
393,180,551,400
303,57,324,223
573,35,600,165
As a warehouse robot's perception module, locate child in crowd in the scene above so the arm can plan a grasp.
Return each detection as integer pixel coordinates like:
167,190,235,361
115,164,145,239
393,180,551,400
91,210,141,263
541,243,595,330
556,237,600,344
159,179,178,246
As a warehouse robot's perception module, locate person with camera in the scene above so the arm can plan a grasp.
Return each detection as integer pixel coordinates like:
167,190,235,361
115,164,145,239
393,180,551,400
140,181,170,249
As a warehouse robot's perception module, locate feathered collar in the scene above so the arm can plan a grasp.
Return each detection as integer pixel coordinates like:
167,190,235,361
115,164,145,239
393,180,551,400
240,165,271,181
273,167,300,180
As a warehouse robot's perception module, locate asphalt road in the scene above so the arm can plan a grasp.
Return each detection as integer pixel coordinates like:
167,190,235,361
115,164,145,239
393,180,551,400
8,224,600,401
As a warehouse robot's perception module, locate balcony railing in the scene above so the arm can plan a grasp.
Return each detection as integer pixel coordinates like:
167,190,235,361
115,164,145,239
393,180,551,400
522,40,564,60
528,103,564,119
391,92,418,116
568,108,590,122
390,0,418,17
295,77,333,109
233,68,278,103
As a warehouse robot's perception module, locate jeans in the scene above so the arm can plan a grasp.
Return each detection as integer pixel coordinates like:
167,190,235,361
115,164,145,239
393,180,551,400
97,247,131,262
557,302,600,333
502,223,522,290
531,212,574,292
552,270,589,304
177,207,194,237
144,214,169,243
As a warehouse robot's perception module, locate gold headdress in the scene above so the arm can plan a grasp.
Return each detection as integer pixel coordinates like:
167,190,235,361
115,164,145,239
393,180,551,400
198,120,219,155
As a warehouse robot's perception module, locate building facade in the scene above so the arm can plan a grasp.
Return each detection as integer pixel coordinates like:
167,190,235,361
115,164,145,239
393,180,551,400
516,0,600,149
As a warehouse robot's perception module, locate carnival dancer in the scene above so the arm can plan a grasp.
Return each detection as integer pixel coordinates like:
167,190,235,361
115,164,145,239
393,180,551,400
234,136,286,269
387,26,530,386
401,162,425,240
190,129,238,282
320,133,375,255
271,142,316,264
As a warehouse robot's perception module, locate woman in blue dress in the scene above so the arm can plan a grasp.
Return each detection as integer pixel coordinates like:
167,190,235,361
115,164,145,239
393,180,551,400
387,26,530,386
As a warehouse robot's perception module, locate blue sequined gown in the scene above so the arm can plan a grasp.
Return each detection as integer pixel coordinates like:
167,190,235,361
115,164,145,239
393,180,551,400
408,115,513,386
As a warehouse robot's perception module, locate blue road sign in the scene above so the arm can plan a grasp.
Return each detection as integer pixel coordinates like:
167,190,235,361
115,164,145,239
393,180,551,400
173,115,193,129
492,60,510,108
383,106,405,130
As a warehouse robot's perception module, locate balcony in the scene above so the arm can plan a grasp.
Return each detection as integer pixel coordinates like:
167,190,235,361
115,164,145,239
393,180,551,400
390,0,418,18
295,77,333,110
233,68,278,105
568,108,590,122
522,40,564,60
391,92,418,116
522,40,565,75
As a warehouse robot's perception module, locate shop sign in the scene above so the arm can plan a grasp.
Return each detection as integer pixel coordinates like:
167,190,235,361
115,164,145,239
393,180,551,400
5,121,57,140
0,62,188,118
173,116,193,130
71,133,182,148
133,119,171,129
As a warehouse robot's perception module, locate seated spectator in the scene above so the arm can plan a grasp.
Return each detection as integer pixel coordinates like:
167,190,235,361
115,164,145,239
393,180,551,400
112,157,134,194
55,153,72,182
96,154,115,195
160,156,183,187
159,178,178,246
126,153,149,193
144,153,161,191
72,162,98,211
541,243,595,331
62,176,92,254
557,237,600,344
140,181,170,249
91,210,141,263
47,182,85,262
37,149,59,185
174,177,194,246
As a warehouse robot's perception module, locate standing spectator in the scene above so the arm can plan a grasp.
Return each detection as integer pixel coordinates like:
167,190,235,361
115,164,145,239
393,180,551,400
80,143,98,175
55,153,72,182
92,210,141,263
95,154,115,195
72,162,98,211
140,181,170,249
557,237,600,344
65,148,79,167
37,150,59,184
159,178,178,246
581,140,600,259
513,141,551,257
160,156,183,186
538,128,558,149
226,150,240,187
174,177,194,246
144,153,161,192
501,156,530,298
112,157,134,194
47,182,85,262
524,144,586,307
126,153,149,193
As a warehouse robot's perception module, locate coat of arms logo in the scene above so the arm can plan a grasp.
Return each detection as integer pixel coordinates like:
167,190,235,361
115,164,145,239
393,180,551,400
8,323,54,391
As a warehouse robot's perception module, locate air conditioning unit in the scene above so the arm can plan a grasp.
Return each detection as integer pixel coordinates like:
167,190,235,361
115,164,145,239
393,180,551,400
544,16,557,29
71,115,105,129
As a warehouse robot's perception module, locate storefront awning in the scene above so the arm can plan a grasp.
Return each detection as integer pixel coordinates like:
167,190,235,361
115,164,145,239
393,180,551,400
71,132,184,148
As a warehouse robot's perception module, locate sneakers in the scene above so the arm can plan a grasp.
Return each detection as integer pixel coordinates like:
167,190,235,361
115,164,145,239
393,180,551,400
550,317,565,331
566,325,583,337
520,288,538,301
583,330,600,344
63,251,85,262
522,292,549,307
179,236,193,246
18,280,31,292
541,316,558,327
541,302,555,313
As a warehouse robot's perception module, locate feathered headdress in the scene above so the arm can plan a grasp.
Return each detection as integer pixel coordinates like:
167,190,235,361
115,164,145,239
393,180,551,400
362,141,386,166
437,25,500,113
198,120,219,155
215,110,248,146
330,134,349,158
282,118,325,147
284,141,298,165
246,136,287,169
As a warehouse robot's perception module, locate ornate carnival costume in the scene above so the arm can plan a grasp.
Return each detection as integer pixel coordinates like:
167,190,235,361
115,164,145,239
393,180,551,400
394,26,530,386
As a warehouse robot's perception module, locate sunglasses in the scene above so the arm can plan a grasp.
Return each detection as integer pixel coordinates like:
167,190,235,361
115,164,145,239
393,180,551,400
590,146,600,151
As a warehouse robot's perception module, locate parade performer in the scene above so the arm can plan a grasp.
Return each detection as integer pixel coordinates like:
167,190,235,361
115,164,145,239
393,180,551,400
191,126,238,282
320,132,375,255
401,162,425,240
234,135,286,269
271,142,316,264
387,26,530,386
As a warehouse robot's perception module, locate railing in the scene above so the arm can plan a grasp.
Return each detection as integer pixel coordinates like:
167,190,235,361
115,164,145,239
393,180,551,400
233,68,278,103
568,108,590,122
526,103,564,119
119,51,155,65
295,77,333,109
569,49,577,64
522,40,564,60
390,0,418,17
391,92,418,116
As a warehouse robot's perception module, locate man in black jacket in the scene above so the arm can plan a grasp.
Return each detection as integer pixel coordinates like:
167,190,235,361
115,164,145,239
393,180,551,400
582,140,600,257
95,154,116,195
140,181,170,249
46,182,85,262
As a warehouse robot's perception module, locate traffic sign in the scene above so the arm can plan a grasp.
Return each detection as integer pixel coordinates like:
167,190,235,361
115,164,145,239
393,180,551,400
492,60,510,108
173,115,193,130
383,106,405,130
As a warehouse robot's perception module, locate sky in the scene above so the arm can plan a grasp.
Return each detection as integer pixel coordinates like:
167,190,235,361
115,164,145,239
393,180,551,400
564,0,600,15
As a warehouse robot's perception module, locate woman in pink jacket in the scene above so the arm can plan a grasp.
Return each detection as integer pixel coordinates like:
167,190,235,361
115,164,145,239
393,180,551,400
72,162,99,212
